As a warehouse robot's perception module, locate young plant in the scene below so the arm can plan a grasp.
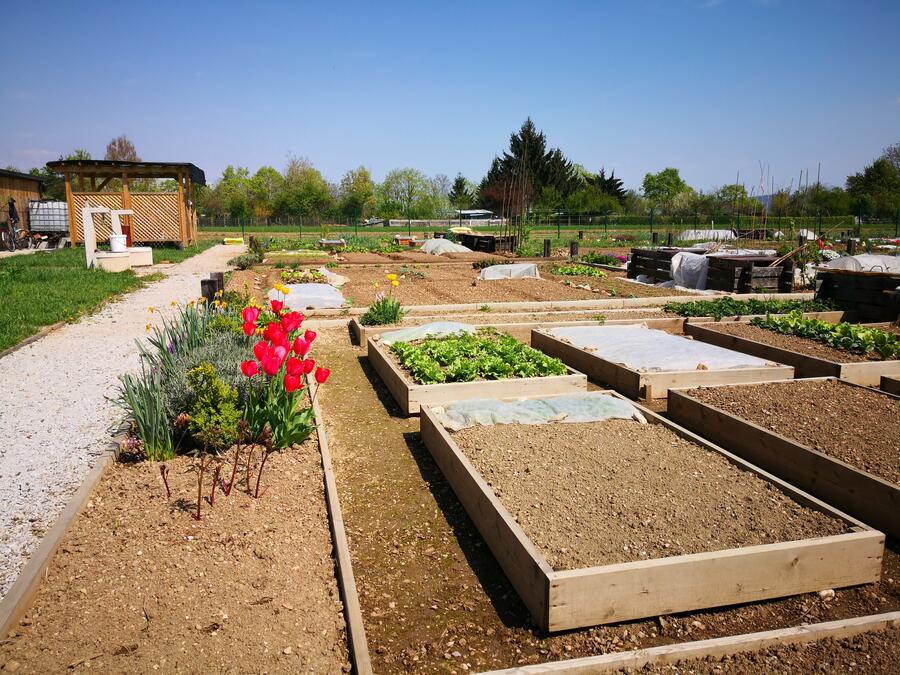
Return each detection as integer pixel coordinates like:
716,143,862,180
665,297,835,321
551,264,608,277
750,312,900,360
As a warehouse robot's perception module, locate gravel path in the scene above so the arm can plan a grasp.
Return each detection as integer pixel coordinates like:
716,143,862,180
0,244,243,599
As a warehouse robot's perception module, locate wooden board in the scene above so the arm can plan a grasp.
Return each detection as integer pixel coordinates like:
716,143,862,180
668,382,900,539
367,338,588,415
684,322,900,387
478,611,900,674
531,329,793,399
418,396,883,632
882,375,900,396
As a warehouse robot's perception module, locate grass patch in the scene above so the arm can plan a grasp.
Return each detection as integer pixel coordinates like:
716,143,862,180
151,239,218,264
0,248,167,351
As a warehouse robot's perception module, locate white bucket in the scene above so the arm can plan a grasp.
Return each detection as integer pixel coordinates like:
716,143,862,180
109,234,128,252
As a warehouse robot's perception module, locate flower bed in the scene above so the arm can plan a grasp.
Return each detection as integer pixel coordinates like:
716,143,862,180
419,394,882,631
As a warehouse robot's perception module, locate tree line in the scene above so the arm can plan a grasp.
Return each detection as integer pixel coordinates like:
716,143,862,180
8,128,900,221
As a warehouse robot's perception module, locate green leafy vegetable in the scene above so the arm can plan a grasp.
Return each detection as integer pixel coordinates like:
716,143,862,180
750,312,900,360
665,297,834,321
551,264,607,277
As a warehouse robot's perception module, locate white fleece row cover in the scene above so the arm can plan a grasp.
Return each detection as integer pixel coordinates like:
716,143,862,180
421,239,472,255
548,325,774,372
478,262,540,280
378,321,475,346
271,283,346,309
435,392,646,431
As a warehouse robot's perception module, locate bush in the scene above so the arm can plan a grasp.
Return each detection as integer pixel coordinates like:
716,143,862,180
228,253,262,270
161,331,252,423
186,363,242,452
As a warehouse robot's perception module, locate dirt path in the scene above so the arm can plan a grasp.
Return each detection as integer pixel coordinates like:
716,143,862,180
0,244,243,599
313,325,900,673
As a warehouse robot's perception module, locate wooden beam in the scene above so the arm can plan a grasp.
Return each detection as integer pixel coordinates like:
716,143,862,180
63,173,77,244
90,177,97,191
176,171,187,247
78,174,85,192
95,176,114,191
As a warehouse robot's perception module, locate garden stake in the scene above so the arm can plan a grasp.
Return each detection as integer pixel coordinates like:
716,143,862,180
160,464,171,499
225,422,247,497
245,446,255,493
195,454,210,521
210,461,222,506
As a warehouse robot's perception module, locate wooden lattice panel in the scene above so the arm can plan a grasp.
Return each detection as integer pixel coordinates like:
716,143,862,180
71,192,182,243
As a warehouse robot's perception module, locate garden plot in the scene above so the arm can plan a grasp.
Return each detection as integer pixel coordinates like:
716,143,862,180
669,378,900,539
366,325,586,415
419,393,883,632
533,324,792,399
684,319,900,386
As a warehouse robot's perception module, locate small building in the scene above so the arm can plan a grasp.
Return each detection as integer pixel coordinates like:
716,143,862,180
45,160,205,247
0,168,44,229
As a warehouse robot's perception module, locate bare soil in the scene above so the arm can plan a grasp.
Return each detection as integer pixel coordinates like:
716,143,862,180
701,322,899,363
227,264,694,307
0,444,349,674
314,327,900,673
635,626,900,673
366,309,669,328
687,379,900,484
451,419,846,570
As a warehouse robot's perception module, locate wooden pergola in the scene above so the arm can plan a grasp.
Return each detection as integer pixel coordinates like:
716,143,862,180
46,160,206,247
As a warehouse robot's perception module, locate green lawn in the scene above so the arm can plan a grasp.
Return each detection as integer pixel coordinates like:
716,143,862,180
0,241,216,352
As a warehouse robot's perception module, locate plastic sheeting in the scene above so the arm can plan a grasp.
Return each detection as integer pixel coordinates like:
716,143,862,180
318,267,348,287
478,262,540,280
679,229,736,241
420,239,472,255
433,392,646,431
378,321,475,346
548,325,773,372
271,283,346,309
670,252,709,289
822,254,900,273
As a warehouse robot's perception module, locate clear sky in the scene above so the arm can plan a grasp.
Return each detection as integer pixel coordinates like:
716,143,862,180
3,0,899,192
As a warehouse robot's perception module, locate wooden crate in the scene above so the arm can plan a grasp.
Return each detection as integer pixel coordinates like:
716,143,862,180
705,256,793,294
668,379,900,539
531,329,793,400
419,396,884,632
366,337,587,415
457,233,518,253
816,269,900,322
626,247,705,282
683,322,900,387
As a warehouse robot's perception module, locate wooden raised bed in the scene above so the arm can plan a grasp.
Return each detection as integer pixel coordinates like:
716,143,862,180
419,395,884,632
816,269,900,322
882,375,900,396
366,337,587,415
668,379,900,539
683,322,900,387
457,233,519,253
705,256,793,294
531,328,793,399
626,247,706,283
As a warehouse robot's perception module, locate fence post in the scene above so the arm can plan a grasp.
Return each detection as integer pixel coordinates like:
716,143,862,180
569,240,579,258
649,209,654,238
578,230,583,240
543,238,551,257
557,215,561,239
652,231,659,245
667,232,673,246
847,238,857,255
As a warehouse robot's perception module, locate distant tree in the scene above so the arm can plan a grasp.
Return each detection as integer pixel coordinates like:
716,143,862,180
448,173,473,210
770,190,791,217
586,168,626,205
478,118,577,215
642,168,689,213
881,141,900,172
846,158,900,218
247,166,284,217
565,185,620,213
376,168,433,219
275,157,333,220
337,166,375,222
104,135,140,162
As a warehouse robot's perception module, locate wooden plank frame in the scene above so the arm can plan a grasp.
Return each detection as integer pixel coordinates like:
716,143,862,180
668,378,900,538
683,322,900,387
419,394,884,632
531,329,793,400
478,611,900,674
881,375,900,396
366,337,588,416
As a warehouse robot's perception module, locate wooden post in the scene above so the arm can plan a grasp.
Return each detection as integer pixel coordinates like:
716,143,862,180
176,172,189,247
121,173,133,246
64,173,77,244
187,179,196,243
847,238,857,255
569,241,579,258
90,177,97,191
78,174,86,192
543,238,551,257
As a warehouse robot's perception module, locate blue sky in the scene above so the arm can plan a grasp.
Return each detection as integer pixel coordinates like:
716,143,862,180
3,0,899,192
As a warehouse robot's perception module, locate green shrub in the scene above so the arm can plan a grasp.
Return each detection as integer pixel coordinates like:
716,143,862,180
228,252,262,270
390,329,567,384
186,363,242,452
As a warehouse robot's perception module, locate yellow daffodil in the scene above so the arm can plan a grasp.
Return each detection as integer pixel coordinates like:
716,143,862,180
386,273,398,281
147,307,155,313
145,323,152,332
391,279,400,287
170,300,177,307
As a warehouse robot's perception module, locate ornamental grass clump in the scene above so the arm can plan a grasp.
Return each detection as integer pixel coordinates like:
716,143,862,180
750,311,900,360
390,328,567,384
360,272,405,326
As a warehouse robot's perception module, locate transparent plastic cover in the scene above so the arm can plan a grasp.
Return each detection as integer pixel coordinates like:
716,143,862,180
377,321,475,346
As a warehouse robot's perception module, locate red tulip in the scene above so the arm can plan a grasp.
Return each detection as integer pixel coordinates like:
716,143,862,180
284,373,303,393
304,329,317,344
263,322,288,346
242,321,256,336
280,311,304,332
271,344,288,364
260,355,281,376
242,306,260,324
302,358,316,374
253,340,269,361
240,360,259,377
286,356,304,377
271,299,284,313
292,337,310,357
314,366,331,384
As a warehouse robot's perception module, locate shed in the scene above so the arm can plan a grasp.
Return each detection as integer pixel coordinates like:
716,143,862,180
0,169,44,230
45,160,206,247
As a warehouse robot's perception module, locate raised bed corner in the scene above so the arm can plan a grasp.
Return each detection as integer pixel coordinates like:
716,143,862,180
366,337,587,415
419,397,884,632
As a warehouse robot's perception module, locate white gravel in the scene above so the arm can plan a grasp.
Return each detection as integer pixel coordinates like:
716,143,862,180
0,244,244,598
